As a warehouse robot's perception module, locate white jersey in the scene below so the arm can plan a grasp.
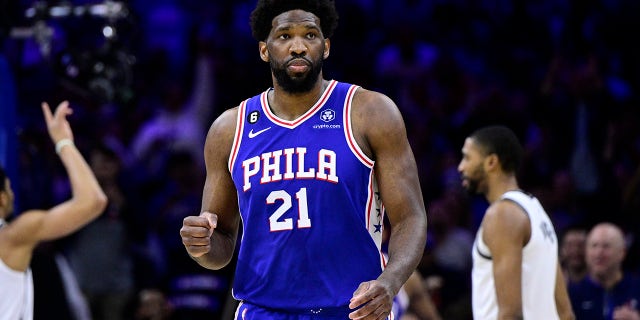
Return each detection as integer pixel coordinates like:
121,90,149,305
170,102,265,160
472,190,559,320
0,258,34,320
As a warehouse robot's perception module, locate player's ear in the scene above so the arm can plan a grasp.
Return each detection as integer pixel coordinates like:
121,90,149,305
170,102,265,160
259,41,269,62
485,154,499,171
323,38,330,59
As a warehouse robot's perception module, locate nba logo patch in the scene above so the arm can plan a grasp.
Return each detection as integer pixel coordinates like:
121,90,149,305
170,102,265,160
320,109,335,122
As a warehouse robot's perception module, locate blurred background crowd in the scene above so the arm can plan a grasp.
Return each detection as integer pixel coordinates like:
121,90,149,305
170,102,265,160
1,0,640,319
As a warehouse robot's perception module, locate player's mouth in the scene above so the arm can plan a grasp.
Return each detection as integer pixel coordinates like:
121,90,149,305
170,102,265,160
287,59,310,73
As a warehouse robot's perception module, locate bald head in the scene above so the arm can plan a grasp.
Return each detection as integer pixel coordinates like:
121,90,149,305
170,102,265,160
588,223,625,249
585,222,626,285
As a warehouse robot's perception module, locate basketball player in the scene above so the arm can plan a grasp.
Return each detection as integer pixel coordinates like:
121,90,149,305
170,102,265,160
0,101,108,320
179,0,428,319
457,125,574,320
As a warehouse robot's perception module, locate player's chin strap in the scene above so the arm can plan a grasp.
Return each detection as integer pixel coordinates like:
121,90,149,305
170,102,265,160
0,218,5,228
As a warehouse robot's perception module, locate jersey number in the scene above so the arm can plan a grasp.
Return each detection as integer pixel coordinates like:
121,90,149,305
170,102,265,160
267,188,311,231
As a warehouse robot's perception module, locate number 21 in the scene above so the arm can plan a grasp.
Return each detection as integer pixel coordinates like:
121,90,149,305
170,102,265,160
267,188,311,231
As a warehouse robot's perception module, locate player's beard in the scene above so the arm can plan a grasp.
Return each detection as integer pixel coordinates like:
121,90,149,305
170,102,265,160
464,177,481,195
462,165,486,195
271,54,323,94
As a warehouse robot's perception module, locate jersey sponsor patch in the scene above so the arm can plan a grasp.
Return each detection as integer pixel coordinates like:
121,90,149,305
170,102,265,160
320,109,336,122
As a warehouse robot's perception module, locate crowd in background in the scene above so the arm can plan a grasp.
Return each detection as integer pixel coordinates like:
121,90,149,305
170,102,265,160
2,0,640,319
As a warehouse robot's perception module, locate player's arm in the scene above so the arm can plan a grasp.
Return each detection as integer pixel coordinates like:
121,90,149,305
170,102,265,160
348,89,428,319
554,262,575,320
181,107,240,270
1,101,107,271
483,201,530,320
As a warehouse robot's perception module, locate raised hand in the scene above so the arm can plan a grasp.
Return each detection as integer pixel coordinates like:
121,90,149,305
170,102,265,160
41,101,74,144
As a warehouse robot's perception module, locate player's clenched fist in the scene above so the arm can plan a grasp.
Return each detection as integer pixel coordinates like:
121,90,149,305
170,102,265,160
181,212,217,258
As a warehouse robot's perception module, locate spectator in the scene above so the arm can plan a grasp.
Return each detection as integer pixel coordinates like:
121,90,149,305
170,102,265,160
67,144,136,320
133,288,173,320
560,226,588,285
130,51,216,177
569,222,640,320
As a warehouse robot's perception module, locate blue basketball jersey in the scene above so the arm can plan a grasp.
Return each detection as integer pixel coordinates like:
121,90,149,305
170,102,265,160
229,80,387,311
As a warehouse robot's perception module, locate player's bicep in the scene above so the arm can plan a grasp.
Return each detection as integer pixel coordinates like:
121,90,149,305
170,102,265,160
201,167,239,237
201,108,240,237
491,245,523,317
3,209,48,247
483,204,529,317
355,91,423,222
4,200,105,261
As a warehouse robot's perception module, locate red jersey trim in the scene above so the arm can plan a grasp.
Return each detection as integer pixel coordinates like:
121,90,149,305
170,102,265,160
343,85,374,168
229,99,248,172
261,80,338,129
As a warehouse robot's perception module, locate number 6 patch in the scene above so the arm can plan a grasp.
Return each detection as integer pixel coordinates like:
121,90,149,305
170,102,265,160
248,111,260,124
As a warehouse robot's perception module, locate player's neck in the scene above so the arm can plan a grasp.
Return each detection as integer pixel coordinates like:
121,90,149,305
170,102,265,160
486,174,519,203
269,78,329,121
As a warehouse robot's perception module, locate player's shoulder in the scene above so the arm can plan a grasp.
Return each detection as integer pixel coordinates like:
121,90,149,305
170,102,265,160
0,210,45,244
483,200,529,232
352,87,396,110
212,90,266,130
207,106,239,136
203,105,243,163
490,197,528,217
350,87,403,124
481,202,530,248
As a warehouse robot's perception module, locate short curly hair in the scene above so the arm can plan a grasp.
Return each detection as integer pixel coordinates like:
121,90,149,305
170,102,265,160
250,0,339,41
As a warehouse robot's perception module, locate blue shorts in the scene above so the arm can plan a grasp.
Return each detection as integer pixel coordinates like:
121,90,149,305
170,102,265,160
234,301,395,320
